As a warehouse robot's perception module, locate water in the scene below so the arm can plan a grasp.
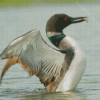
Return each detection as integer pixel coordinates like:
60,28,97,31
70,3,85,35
0,4,100,100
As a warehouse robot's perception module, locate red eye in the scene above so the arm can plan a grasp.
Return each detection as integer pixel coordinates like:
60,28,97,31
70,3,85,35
64,18,67,21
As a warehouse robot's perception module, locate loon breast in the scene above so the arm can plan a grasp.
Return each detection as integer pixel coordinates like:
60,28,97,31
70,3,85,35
56,36,86,91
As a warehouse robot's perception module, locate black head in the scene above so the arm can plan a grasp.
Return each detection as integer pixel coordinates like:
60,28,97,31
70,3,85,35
46,14,87,33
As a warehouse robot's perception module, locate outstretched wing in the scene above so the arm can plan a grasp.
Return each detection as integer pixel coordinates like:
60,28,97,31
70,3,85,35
0,29,68,85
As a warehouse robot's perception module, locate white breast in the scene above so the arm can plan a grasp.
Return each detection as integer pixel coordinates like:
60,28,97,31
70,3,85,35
56,36,86,91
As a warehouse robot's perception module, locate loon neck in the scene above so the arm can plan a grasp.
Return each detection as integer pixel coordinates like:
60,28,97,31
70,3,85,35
47,32,66,47
47,32,63,37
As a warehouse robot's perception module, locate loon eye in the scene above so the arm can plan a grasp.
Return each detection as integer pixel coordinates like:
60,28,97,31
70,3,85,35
64,18,67,21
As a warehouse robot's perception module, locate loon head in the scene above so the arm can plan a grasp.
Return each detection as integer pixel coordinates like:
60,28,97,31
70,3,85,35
46,14,88,33
46,14,88,47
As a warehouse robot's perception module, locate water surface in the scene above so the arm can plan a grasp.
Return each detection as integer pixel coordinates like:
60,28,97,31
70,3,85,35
0,4,100,100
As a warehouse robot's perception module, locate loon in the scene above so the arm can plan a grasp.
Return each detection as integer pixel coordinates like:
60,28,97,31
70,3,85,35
0,14,87,92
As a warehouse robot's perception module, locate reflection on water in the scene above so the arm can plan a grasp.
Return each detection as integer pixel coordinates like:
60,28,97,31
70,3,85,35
0,85,87,100
13,89,87,100
0,77,87,100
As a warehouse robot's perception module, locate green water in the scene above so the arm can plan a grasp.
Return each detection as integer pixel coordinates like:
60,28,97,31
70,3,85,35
0,0,100,7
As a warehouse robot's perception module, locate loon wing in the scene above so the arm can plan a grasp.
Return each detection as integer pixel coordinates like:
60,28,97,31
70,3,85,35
0,29,73,87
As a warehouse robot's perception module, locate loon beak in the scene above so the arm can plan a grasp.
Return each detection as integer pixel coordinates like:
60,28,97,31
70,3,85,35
71,17,88,23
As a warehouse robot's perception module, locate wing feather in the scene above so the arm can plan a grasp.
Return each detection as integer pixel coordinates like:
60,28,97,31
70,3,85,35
0,29,67,84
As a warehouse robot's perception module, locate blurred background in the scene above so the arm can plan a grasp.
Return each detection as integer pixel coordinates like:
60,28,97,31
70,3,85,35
0,0,100,100
0,0,100,7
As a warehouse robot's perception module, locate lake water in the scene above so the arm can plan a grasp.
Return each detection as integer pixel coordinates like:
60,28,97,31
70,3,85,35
0,3,100,100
